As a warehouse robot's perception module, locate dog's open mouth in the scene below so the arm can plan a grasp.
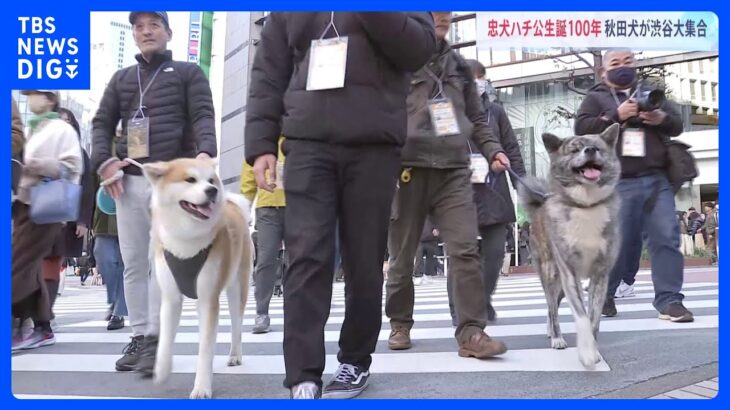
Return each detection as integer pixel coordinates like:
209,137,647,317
180,200,213,220
575,162,603,182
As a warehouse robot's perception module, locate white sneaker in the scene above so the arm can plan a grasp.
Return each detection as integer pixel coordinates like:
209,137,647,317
581,279,590,291
413,277,423,286
615,281,636,298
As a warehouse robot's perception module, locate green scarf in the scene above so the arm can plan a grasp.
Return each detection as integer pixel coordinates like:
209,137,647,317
29,111,59,131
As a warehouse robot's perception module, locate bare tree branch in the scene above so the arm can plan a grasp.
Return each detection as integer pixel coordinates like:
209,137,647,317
573,53,593,69
568,48,596,68
565,82,588,96
553,56,579,66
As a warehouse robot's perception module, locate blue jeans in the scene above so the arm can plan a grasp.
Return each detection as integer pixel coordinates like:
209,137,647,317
94,236,128,317
607,174,684,311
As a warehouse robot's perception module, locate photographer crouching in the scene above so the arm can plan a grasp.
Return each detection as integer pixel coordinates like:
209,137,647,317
575,49,693,323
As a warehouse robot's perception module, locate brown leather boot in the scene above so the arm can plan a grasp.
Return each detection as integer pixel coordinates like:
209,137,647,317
458,332,507,359
388,325,412,350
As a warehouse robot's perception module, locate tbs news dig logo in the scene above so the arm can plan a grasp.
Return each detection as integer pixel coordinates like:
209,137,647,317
17,17,79,80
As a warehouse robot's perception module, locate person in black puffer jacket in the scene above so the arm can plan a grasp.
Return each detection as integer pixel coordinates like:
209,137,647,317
91,11,217,377
245,12,436,399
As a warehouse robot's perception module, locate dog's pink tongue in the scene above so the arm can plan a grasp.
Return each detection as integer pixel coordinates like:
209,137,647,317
196,204,213,218
583,167,602,181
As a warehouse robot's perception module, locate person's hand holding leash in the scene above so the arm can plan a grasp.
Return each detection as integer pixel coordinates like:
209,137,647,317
100,160,129,199
491,152,510,173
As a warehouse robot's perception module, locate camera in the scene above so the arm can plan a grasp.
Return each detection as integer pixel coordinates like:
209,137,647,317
635,84,666,112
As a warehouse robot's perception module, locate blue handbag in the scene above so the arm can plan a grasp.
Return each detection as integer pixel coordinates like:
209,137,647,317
29,167,82,224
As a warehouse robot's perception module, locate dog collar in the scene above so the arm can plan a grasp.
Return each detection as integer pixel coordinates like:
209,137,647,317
164,245,212,299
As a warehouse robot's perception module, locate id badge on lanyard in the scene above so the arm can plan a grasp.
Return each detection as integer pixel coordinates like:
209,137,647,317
470,153,489,183
424,65,460,137
127,117,150,159
429,98,461,136
128,64,164,159
622,128,646,157
306,13,348,91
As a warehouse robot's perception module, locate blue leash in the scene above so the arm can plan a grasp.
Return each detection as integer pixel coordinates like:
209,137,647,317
490,166,550,202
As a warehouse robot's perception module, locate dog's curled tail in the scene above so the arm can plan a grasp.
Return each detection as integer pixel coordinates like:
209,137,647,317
517,176,550,214
225,193,253,225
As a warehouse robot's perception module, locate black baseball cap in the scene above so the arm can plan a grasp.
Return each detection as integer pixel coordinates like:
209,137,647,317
129,12,170,28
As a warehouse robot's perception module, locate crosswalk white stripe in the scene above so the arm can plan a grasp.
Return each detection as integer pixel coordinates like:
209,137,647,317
55,281,717,313
62,299,717,328
50,315,718,344
52,289,719,316
14,394,151,400
51,281,718,308
12,348,610,373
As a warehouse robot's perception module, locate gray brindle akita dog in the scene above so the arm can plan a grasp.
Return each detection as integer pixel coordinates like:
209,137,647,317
518,123,621,369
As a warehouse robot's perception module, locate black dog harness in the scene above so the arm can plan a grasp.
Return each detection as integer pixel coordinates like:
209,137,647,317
163,245,212,299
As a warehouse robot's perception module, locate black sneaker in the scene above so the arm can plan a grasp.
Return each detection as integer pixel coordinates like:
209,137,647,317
602,298,617,317
135,334,158,377
107,316,125,331
659,302,694,323
322,363,369,399
115,335,143,371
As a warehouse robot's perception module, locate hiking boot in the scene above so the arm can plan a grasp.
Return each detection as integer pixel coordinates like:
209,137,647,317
602,298,617,317
659,302,694,323
458,332,507,359
388,326,411,350
107,316,125,331
322,363,370,399
252,315,271,334
115,335,144,371
13,328,55,351
291,381,321,399
135,334,158,377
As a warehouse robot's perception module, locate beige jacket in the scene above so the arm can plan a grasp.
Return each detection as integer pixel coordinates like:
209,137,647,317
17,118,83,205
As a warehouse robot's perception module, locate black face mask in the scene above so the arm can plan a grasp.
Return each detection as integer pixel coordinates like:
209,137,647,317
607,66,636,88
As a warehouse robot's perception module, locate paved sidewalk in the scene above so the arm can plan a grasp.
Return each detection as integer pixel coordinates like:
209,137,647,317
650,377,719,399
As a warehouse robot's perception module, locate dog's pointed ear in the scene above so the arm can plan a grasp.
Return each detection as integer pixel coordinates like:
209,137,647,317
142,162,170,182
542,133,562,154
600,123,620,149
208,157,219,167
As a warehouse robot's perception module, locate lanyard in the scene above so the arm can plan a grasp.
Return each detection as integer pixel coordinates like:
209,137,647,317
422,56,449,100
319,12,340,39
610,84,640,108
134,64,165,120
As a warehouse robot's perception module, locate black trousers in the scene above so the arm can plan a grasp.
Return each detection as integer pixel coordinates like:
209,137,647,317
281,140,400,389
414,241,439,277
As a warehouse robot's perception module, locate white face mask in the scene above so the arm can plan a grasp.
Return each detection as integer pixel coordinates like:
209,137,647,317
27,94,52,114
475,78,488,96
